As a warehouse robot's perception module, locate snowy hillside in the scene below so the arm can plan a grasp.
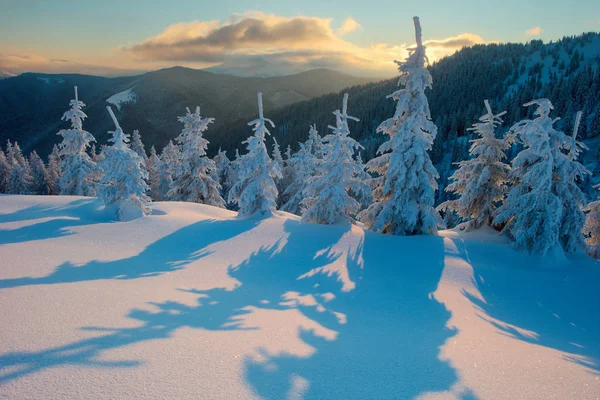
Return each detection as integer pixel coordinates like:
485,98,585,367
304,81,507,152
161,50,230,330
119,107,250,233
106,88,137,111
0,195,598,399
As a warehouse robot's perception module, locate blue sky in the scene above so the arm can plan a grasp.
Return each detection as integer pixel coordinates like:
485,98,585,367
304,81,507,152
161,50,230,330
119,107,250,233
1,0,598,76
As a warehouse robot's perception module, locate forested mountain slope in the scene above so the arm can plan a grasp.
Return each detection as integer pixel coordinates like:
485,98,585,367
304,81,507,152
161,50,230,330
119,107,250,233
0,68,376,158
216,32,600,201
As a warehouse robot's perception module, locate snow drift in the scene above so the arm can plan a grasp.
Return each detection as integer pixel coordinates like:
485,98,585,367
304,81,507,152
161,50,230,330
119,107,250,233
0,195,598,399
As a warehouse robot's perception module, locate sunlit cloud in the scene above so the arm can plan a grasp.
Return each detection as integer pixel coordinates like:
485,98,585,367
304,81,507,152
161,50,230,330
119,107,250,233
123,12,492,77
525,26,542,36
337,17,361,36
0,53,143,76
2,13,493,77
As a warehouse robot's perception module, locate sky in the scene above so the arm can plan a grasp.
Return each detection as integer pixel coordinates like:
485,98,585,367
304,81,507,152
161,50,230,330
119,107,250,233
1,0,598,77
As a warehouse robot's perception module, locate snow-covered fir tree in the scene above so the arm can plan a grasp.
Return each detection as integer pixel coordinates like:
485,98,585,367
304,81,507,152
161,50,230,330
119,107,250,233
225,149,242,202
281,125,321,215
147,146,162,201
302,93,370,224
494,99,589,255
228,92,282,217
131,129,149,167
47,145,62,195
12,142,31,175
57,86,97,196
584,184,600,259
5,140,15,166
157,140,181,201
7,161,33,194
89,144,99,163
358,17,440,235
0,148,10,193
97,107,150,221
438,100,511,230
212,148,231,193
168,107,225,207
271,137,286,205
308,124,325,160
271,138,284,168
29,150,51,195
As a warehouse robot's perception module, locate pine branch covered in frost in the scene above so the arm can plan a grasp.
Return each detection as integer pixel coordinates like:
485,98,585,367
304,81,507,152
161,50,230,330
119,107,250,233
57,86,97,196
97,106,150,221
358,17,440,235
494,99,589,255
228,92,282,217
131,129,149,167
281,125,322,215
47,145,62,195
157,141,181,201
438,100,511,230
147,146,162,201
0,149,10,193
29,150,52,195
168,106,225,208
302,93,370,224
584,184,600,259
7,160,33,194
212,148,231,195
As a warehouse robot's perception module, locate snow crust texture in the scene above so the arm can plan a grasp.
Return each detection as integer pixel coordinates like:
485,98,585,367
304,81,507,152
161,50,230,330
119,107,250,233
0,196,598,399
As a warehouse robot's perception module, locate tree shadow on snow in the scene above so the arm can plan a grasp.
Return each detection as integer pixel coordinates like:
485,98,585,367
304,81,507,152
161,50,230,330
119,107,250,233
0,216,260,289
0,198,106,245
0,218,461,399
461,240,600,374
241,226,460,399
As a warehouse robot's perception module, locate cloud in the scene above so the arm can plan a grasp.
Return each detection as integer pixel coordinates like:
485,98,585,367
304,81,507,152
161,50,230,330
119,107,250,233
337,18,361,36
127,13,337,63
3,13,492,77
0,53,144,76
123,13,492,77
525,26,542,36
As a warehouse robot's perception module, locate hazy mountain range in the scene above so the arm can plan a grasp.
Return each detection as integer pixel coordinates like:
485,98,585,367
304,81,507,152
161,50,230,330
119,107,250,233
0,67,378,157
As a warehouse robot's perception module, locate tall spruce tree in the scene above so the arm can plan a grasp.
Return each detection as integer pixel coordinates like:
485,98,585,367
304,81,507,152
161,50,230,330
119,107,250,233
168,107,225,208
438,100,511,230
358,17,440,235
494,99,589,255
97,107,150,221
228,92,282,217
302,93,370,224
57,86,97,196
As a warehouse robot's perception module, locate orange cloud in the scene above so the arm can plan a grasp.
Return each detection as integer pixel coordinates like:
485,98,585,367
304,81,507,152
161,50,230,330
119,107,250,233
1,14,493,78
0,53,143,76
123,13,493,77
526,26,542,36
337,18,361,36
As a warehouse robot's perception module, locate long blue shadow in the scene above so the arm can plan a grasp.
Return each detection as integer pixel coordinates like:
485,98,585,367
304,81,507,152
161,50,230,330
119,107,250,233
0,198,105,244
0,218,460,399
461,238,600,374
0,217,259,289
243,227,459,399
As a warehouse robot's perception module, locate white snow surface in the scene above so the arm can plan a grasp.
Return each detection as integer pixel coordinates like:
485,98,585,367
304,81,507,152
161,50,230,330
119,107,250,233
106,88,137,111
0,195,598,399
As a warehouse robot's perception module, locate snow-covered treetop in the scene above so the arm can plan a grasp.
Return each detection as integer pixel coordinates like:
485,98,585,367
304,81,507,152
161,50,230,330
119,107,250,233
471,100,507,129
327,93,359,136
106,106,130,149
57,86,95,157
524,98,553,119
247,93,274,140
568,110,588,160
176,106,214,159
62,86,87,130
396,17,431,92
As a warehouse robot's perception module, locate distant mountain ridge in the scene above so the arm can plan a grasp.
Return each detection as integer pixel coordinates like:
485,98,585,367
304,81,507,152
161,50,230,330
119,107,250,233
0,67,378,157
215,32,600,200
